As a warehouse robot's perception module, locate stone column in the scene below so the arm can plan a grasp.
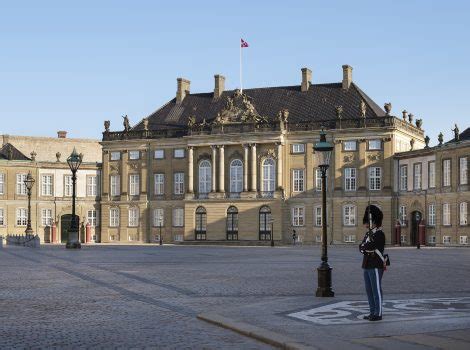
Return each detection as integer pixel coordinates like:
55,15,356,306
276,142,283,189
188,146,194,193
121,150,128,200
243,144,249,192
218,145,225,192
211,145,217,192
251,144,257,192
358,139,367,190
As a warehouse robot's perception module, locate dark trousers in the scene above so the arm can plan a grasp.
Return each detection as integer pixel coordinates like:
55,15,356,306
363,268,384,317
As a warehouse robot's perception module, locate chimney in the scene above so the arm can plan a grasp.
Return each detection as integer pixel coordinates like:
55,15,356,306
176,78,190,103
301,68,312,92
342,65,353,90
57,131,67,139
214,74,225,98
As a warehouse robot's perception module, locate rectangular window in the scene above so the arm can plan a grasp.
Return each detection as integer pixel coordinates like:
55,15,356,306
153,208,164,227
399,205,407,226
110,152,121,161
400,165,408,191
16,173,27,195
460,236,468,245
154,149,165,159
109,208,119,227
87,176,98,197
41,209,53,226
443,159,451,187
129,151,140,160
368,139,382,150
368,167,382,190
344,235,356,243
292,143,305,153
343,205,356,226
174,172,184,195
129,174,140,196
442,203,451,226
428,162,436,188
344,168,357,191
343,141,357,151
292,169,305,192
428,204,436,226
128,208,139,227
292,207,305,226
413,163,422,190
64,175,73,197
173,208,184,227
16,208,27,226
174,149,185,158
315,169,328,191
0,173,4,194
401,235,407,244
154,174,165,195
0,208,4,225
460,157,468,185
428,236,436,244
314,206,322,227
87,209,98,227
41,175,53,196
460,202,468,225
443,236,451,244
110,175,120,196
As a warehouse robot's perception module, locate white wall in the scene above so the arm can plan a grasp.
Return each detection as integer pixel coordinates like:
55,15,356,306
38,168,101,197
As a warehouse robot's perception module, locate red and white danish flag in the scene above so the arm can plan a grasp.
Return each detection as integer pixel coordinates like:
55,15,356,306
241,38,249,48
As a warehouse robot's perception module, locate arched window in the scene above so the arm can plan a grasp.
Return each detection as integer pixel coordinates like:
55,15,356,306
262,158,275,196
226,206,239,240
230,159,243,195
259,206,272,240
199,160,211,196
195,206,207,240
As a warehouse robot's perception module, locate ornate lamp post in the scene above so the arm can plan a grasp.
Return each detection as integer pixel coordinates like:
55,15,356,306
24,171,35,235
314,130,334,297
66,148,82,249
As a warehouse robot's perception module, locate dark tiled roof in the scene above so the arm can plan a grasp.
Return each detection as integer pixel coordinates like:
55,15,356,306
132,82,386,131
0,143,31,161
459,127,470,141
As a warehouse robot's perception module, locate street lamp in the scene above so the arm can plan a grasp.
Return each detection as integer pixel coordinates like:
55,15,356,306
159,222,163,246
313,129,334,297
66,148,82,249
270,219,274,247
24,171,35,235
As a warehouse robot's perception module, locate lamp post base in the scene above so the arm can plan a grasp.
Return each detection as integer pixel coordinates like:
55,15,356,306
315,262,334,297
66,230,81,249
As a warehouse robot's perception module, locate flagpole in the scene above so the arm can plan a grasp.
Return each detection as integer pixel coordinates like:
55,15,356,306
240,40,243,93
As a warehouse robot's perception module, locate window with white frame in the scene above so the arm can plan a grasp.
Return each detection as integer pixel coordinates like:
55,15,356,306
443,159,451,187
428,204,436,226
292,206,305,226
401,235,407,244
460,202,468,225
0,173,4,194
293,169,305,192
110,152,120,161
344,235,356,243
443,236,451,244
428,161,436,188
110,175,120,196
128,207,139,227
154,174,164,195
315,168,328,191
64,175,73,197
460,157,468,185
87,176,98,197
109,208,119,227
41,209,53,226
154,149,164,159
41,175,53,196
230,159,243,193
153,208,164,227
460,236,468,245
129,150,140,160
442,203,451,226
292,143,305,153
428,236,436,244
343,205,356,226
399,205,407,226
314,206,322,227
343,141,357,151
0,208,4,225
400,165,408,191
87,209,98,227
199,160,211,194
344,168,357,191
368,139,382,150
369,167,382,190
129,174,140,196
16,173,27,195
262,158,275,192
174,172,184,195
16,208,27,226
173,208,184,227
414,163,422,190
174,149,185,158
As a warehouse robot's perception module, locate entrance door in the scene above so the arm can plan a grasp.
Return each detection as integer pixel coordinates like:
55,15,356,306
61,214,79,243
259,206,272,241
411,211,422,246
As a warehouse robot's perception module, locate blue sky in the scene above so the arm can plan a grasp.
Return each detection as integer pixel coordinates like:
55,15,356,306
1,0,469,144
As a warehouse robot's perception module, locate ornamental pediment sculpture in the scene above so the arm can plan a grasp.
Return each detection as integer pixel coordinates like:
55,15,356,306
212,90,268,126
258,149,277,160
